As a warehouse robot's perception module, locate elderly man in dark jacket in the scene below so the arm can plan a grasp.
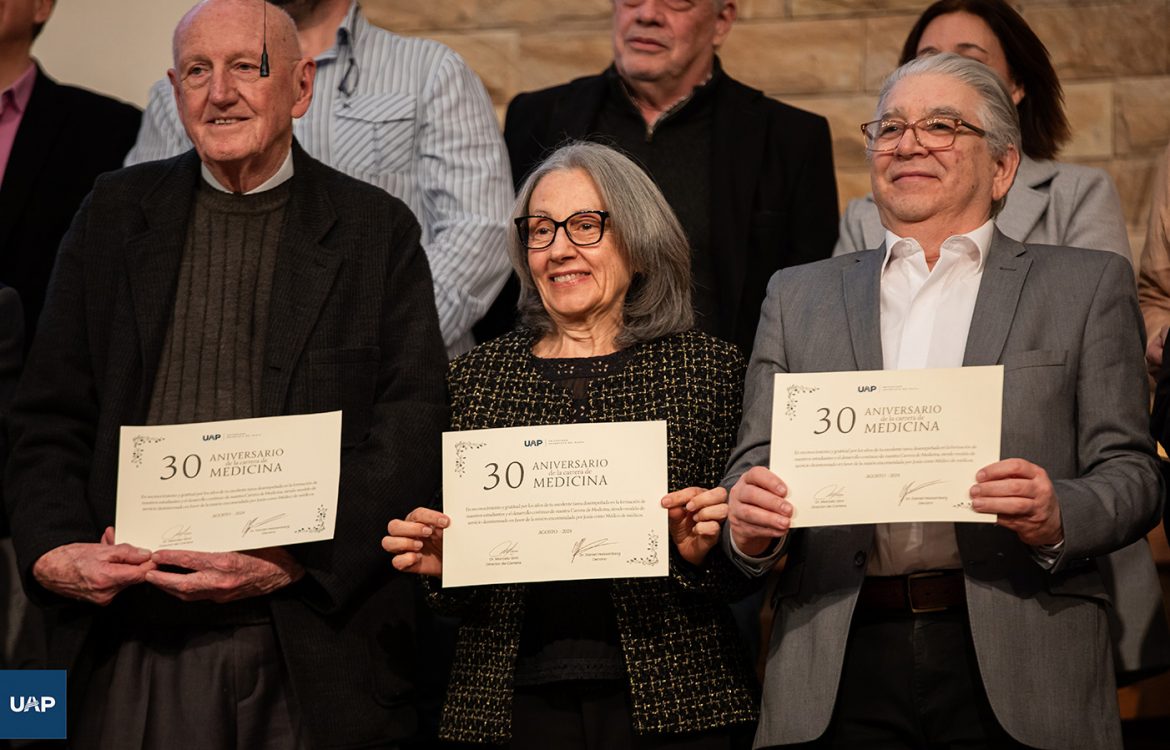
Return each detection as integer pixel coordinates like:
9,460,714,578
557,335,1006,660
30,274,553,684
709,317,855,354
4,1,447,748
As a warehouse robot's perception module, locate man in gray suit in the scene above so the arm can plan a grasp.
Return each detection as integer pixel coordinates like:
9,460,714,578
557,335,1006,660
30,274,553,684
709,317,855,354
724,53,1162,750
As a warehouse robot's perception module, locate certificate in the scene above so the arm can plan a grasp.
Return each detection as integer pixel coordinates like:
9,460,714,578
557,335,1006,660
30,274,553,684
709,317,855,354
440,421,668,587
771,367,1002,527
115,412,341,552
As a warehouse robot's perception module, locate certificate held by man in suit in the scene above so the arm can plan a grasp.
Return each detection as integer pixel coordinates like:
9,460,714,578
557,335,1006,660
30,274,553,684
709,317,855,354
772,367,1002,527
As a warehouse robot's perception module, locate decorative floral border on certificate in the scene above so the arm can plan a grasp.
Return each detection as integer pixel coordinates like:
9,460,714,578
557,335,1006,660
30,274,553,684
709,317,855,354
453,441,486,477
785,384,819,420
296,505,328,533
627,531,659,566
130,435,165,468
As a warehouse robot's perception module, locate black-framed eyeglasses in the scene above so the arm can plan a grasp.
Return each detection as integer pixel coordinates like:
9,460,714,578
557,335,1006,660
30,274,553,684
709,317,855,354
515,211,610,251
861,117,988,152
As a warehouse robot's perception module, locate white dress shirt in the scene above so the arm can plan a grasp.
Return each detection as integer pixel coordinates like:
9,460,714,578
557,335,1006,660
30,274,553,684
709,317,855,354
201,150,294,194
867,219,994,576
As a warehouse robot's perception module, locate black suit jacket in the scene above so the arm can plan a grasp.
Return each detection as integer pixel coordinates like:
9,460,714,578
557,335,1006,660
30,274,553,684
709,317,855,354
0,286,21,538
5,144,449,748
1151,337,1170,532
481,64,839,354
0,66,140,347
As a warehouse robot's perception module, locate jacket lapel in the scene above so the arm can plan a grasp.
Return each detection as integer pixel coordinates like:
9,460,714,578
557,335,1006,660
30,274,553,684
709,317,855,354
710,74,766,336
126,151,201,383
842,249,885,371
0,67,64,251
995,155,1053,244
963,230,1031,366
260,143,340,416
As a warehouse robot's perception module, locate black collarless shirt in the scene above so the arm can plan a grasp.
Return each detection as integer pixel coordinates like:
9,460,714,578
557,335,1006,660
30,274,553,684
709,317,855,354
593,65,719,332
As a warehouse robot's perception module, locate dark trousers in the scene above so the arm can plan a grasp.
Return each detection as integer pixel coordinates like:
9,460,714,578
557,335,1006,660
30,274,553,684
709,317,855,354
71,622,309,750
788,609,1033,750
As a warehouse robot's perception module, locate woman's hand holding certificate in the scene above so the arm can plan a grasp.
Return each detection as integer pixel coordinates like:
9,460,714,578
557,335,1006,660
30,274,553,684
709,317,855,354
661,486,730,566
383,508,448,577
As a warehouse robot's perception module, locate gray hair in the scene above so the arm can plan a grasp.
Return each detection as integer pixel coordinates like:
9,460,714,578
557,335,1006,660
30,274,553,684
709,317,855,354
509,141,694,347
876,53,1021,215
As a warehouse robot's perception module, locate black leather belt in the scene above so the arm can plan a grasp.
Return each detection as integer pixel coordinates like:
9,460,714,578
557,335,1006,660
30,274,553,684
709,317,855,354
857,570,966,614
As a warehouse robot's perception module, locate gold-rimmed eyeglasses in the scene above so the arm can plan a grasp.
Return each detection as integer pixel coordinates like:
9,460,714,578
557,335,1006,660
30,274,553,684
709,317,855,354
861,117,988,152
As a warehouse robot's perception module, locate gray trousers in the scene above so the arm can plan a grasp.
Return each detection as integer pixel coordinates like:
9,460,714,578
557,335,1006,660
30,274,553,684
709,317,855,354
72,621,309,750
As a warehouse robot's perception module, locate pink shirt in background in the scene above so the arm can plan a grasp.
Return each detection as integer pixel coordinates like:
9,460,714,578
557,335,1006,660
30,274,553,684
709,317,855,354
0,63,37,186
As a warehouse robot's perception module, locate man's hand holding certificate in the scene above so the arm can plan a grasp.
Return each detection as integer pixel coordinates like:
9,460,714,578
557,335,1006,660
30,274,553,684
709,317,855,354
770,367,1003,527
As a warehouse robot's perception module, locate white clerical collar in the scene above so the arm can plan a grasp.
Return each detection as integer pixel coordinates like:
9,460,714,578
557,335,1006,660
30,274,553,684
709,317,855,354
881,219,995,273
201,149,295,195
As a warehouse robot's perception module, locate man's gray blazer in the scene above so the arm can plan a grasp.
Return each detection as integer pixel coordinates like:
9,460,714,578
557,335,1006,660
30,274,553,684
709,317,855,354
832,157,1168,682
725,231,1163,750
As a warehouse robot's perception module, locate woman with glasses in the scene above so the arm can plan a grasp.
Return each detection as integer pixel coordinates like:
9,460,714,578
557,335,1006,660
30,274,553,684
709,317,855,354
382,141,757,749
834,0,1131,261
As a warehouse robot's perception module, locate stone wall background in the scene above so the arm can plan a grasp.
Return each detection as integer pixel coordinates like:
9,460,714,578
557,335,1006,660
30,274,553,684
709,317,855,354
362,0,1170,262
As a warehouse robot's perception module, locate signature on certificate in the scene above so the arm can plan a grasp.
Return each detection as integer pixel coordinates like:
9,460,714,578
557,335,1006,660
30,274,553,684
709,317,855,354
898,480,945,506
160,525,193,546
488,541,519,559
814,484,847,502
242,513,288,536
571,537,615,563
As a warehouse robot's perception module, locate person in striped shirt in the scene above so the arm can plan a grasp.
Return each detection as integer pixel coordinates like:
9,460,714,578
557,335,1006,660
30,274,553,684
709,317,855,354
127,0,513,359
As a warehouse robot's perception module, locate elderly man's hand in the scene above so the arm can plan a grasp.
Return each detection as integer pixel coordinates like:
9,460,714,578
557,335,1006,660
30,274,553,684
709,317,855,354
1146,326,1168,369
33,528,155,606
728,466,793,557
970,458,1063,547
662,486,728,566
382,508,447,577
145,547,305,603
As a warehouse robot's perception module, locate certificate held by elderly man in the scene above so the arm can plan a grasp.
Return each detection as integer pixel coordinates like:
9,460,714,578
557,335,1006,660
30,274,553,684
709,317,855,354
441,421,669,588
115,412,341,552
772,367,1002,527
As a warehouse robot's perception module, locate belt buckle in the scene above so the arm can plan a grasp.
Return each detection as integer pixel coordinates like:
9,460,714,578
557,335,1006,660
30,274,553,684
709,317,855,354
906,570,947,614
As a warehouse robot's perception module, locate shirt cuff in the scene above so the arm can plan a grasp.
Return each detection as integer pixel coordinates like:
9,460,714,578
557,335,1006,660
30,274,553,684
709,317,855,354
1031,538,1065,570
727,533,788,577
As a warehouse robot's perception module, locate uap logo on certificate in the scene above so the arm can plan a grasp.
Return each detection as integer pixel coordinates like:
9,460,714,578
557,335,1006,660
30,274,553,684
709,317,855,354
441,421,669,587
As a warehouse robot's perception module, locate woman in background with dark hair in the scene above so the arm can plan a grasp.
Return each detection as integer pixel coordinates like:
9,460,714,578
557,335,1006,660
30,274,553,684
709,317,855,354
834,0,1131,260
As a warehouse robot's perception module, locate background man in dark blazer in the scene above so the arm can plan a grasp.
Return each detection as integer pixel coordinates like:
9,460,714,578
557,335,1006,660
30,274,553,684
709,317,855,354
5,1,447,747
0,0,140,348
0,0,138,701
724,54,1161,749
0,286,24,676
477,0,839,356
